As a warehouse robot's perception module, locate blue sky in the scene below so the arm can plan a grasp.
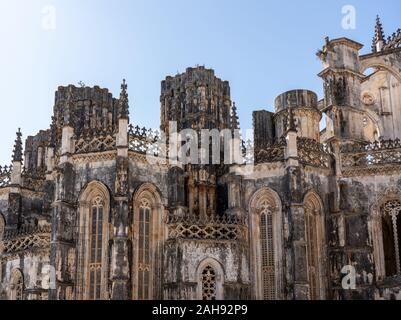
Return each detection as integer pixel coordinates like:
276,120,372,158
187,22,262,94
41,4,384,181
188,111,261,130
0,0,400,164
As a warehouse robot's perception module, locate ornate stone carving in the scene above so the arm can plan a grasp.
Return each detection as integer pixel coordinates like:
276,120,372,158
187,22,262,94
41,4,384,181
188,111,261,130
75,132,116,154
128,124,162,156
167,214,246,241
2,225,51,254
255,137,286,164
341,139,401,175
362,92,375,106
0,165,12,187
297,137,332,169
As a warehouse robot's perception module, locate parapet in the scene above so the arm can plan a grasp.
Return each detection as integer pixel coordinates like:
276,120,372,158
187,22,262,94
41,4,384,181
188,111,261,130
274,89,318,113
54,85,115,107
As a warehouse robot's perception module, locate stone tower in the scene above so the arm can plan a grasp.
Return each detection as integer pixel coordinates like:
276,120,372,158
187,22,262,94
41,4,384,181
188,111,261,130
161,67,250,300
318,37,367,144
160,66,234,218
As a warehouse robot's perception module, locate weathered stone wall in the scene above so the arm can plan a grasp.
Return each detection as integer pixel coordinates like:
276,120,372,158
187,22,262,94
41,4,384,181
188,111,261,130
1,250,50,300
329,174,401,300
241,164,332,300
163,239,250,300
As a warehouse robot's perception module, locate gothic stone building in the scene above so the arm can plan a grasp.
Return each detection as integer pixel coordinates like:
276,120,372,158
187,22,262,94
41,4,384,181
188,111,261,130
1,17,401,300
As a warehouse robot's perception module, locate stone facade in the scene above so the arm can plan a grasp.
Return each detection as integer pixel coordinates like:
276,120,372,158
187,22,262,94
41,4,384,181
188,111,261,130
1,17,401,300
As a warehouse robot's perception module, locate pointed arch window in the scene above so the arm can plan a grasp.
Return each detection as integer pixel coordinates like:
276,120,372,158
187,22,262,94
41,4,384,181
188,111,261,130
382,200,401,276
78,182,110,300
138,199,151,300
88,196,104,300
304,193,324,300
202,265,217,300
260,200,276,300
133,184,164,300
197,259,224,300
249,188,283,300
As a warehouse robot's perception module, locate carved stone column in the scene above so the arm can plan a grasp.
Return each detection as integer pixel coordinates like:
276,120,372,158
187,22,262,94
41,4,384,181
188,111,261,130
111,80,130,300
49,89,76,300
7,129,24,229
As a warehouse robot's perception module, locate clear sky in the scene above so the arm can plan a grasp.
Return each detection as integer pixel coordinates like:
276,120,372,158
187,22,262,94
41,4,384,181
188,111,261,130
0,0,400,164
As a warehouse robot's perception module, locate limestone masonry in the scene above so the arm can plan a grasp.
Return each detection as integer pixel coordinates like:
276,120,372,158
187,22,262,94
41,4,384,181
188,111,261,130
1,17,401,300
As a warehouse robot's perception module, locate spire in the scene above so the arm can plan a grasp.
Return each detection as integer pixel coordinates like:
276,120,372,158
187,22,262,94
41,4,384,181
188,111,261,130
118,79,129,119
230,102,240,130
12,128,23,162
372,15,386,52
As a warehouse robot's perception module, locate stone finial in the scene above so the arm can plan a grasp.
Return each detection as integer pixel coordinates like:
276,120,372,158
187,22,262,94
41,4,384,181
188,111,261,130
118,79,129,119
12,128,23,162
372,15,386,52
231,102,240,130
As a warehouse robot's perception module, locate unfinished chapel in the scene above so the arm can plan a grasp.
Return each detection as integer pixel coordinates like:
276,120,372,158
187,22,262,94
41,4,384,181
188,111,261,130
1,17,401,300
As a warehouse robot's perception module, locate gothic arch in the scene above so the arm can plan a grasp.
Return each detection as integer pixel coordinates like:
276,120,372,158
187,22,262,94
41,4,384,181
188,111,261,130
9,268,24,300
248,187,283,300
360,60,401,141
77,180,111,300
369,186,401,280
132,183,165,300
303,190,326,300
196,258,225,300
360,59,401,83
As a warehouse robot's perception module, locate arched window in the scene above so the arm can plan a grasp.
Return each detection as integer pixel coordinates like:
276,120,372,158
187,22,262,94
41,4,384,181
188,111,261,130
260,200,275,300
10,269,24,300
88,196,105,300
304,192,325,300
138,199,151,300
381,200,401,276
201,265,217,300
249,188,283,300
196,258,224,300
78,181,110,300
132,183,164,300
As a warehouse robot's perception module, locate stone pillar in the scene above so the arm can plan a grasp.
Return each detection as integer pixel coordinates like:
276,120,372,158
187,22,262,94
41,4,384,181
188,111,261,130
7,129,24,229
60,126,74,164
111,81,130,300
226,174,243,217
291,204,310,300
45,147,55,180
10,162,22,186
284,122,309,299
285,130,299,167
49,108,76,299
